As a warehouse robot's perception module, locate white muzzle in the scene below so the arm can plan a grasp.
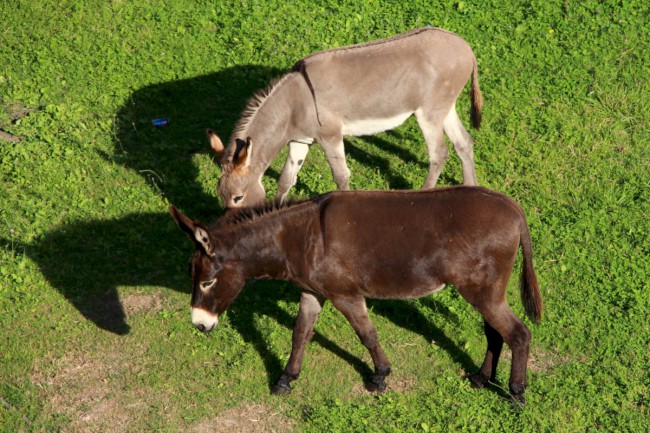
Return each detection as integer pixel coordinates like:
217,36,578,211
191,307,219,332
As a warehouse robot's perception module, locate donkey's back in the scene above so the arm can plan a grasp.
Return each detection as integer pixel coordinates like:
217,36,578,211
302,27,480,127
308,187,529,301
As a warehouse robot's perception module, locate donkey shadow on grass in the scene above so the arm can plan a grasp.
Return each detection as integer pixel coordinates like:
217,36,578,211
6,212,476,391
345,132,463,190
108,65,287,216
20,64,478,392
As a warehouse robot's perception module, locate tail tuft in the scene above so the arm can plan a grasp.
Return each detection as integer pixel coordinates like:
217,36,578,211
470,57,483,129
520,220,543,324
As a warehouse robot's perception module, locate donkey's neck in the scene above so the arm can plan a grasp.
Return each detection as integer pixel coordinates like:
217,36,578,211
232,73,314,175
228,225,287,279
242,123,291,175
219,201,319,281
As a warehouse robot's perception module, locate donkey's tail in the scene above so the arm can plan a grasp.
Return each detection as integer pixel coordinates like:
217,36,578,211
469,56,483,129
519,217,543,324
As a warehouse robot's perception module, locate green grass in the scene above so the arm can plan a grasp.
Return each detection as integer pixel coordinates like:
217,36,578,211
1,0,648,431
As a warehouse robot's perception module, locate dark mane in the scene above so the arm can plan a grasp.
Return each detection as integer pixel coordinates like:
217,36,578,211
228,73,298,143
208,196,315,231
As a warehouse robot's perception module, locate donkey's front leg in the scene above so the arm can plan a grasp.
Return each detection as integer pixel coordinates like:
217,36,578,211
272,291,324,395
331,296,391,391
276,139,312,204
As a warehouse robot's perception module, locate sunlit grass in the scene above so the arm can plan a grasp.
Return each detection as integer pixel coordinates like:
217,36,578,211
1,0,648,431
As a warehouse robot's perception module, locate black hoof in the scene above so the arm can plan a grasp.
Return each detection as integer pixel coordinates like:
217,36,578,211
365,375,387,392
271,381,292,395
509,392,526,407
509,383,526,406
468,372,490,389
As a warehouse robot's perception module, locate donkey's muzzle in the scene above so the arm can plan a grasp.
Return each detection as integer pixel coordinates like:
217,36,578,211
191,307,219,333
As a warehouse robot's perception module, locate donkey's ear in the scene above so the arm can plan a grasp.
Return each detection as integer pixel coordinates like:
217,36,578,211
192,225,215,256
194,221,215,256
207,129,225,158
232,137,252,170
170,206,195,239
170,207,215,256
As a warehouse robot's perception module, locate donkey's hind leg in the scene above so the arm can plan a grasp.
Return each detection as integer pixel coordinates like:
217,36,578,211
272,291,325,395
469,320,504,389
443,105,477,185
330,296,391,391
473,300,531,404
415,108,449,188
276,139,313,204
320,133,351,190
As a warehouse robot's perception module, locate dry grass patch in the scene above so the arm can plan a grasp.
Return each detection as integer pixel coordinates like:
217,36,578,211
189,403,296,433
121,292,164,316
31,340,152,433
492,346,575,375
350,373,417,397
528,348,575,374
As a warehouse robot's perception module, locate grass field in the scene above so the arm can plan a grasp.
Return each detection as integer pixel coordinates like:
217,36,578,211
1,0,648,431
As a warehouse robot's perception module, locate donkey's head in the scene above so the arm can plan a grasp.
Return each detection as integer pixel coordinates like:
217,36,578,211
207,129,266,209
170,207,245,333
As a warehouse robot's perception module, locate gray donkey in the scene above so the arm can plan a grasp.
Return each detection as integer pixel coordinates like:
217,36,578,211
208,27,483,208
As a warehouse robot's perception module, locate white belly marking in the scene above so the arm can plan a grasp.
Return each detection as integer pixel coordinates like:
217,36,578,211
431,283,446,294
341,112,412,136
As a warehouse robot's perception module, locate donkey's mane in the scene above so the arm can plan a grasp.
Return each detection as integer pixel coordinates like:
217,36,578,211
229,73,297,144
209,196,315,231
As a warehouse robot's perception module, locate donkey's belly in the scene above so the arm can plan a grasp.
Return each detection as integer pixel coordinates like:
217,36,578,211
395,282,447,299
341,112,411,136
364,281,447,300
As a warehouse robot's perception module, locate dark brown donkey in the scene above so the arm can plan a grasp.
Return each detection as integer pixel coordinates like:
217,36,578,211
170,187,543,402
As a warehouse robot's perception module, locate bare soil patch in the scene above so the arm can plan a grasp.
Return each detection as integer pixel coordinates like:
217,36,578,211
31,342,151,433
528,348,574,373
0,102,30,142
189,403,296,433
121,292,164,316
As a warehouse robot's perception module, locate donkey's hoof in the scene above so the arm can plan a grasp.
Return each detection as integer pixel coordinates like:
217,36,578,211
468,372,490,389
509,392,526,407
509,383,526,406
271,382,292,395
365,375,387,392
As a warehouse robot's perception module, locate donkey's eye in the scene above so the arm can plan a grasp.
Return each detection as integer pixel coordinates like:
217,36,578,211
233,195,244,204
200,278,217,292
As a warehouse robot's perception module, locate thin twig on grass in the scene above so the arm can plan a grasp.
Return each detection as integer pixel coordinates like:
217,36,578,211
0,130,21,142
1,396,33,425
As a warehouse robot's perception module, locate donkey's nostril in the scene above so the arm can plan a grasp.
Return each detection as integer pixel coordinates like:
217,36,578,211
191,308,218,333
